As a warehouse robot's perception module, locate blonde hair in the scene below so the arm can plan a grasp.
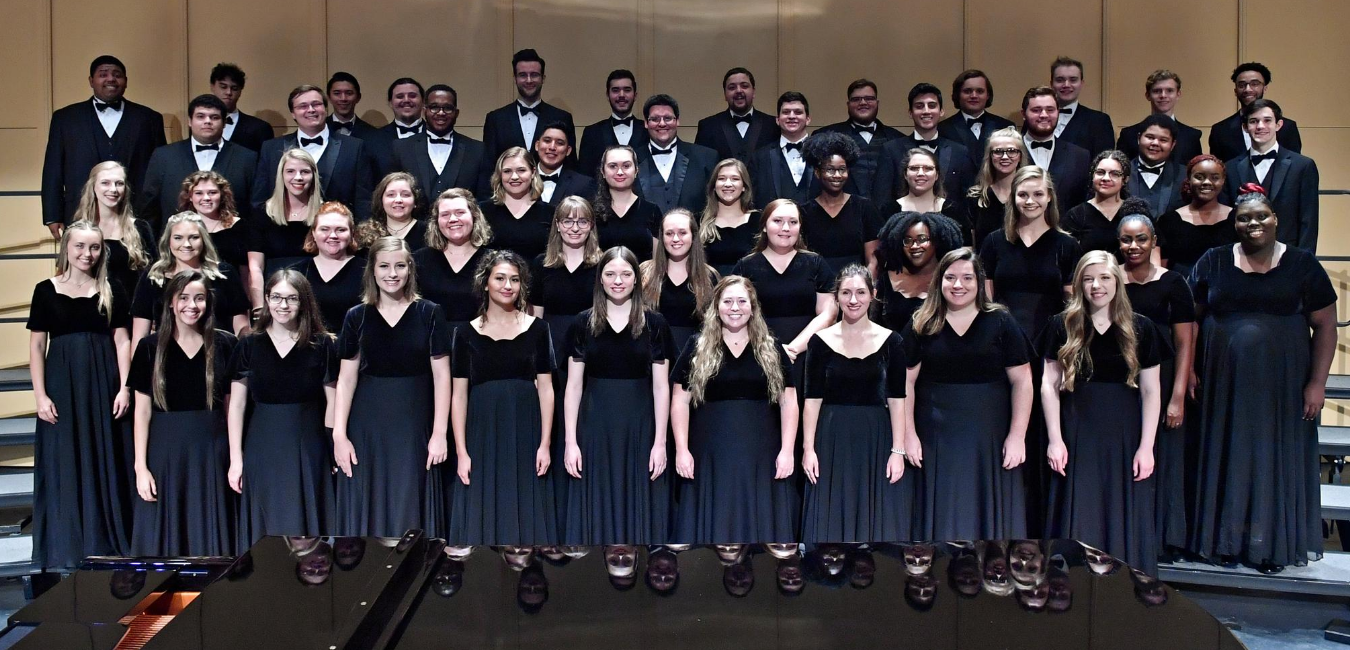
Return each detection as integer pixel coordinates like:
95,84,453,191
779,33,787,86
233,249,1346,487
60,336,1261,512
74,161,150,273
55,220,115,324
543,195,601,268
153,271,220,410
1002,165,1063,243
177,170,239,227
147,212,228,286
642,209,717,314
910,248,1004,336
490,147,543,203
265,148,323,226
426,188,493,250
699,158,755,244
1056,251,1139,392
685,276,784,406
589,247,647,340
967,127,1029,209
360,237,421,305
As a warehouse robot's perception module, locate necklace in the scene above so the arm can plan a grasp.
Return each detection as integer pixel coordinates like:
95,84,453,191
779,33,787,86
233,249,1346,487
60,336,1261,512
387,218,415,236
62,273,95,290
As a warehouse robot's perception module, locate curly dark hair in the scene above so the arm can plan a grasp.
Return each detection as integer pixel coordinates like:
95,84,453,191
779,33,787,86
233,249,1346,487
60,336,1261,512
802,130,860,170
876,211,965,272
1118,197,1154,221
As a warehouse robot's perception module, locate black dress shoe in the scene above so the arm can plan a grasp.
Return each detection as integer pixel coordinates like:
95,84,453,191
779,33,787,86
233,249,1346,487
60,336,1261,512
1216,555,1240,569
1256,561,1285,575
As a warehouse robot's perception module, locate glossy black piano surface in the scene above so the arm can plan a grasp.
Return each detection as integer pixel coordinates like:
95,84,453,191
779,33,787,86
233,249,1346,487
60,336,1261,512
2,534,1245,650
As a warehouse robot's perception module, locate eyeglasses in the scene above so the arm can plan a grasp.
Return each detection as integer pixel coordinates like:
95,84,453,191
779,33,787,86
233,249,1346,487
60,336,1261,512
426,105,458,114
560,219,592,229
267,294,301,306
1236,81,1265,90
907,165,936,174
991,148,1021,159
647,115,677,124
821,167,848,177
848,95,878,104
903,235,931,246
1093,169,1125,179
292,101,325,112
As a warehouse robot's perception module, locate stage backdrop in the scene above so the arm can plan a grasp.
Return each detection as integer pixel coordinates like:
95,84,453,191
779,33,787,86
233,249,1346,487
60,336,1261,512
0,0,1348,416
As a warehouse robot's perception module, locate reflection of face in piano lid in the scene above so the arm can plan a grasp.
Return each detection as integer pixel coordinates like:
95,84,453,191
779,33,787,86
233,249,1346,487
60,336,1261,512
903,543,937,575
604,545,636,577
764,543,798,560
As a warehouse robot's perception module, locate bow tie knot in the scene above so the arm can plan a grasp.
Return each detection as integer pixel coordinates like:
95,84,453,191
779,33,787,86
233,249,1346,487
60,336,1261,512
852,123,876,134
610,115,634,128
518,103,538,117
539,172,561,183
396,123,421,136
650,146,676,157
1249,151,1276,164
94,99,122,112
964,115,980,125
300,136,324,147
195,143,219,152
1028,140,1053,150
428,136,453,145
731,113,753,125
783,141,803,153
224,116,235,125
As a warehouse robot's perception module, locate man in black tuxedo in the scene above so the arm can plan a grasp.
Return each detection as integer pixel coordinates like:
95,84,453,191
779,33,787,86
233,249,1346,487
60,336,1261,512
1021,86,1091,209
817,79,903,200
1050,56,1115,159
1221,99,1319,251
208,63,272,153
482,49,577,166
366,77,425,177
872,83,976,207
390,84,489,200
139,94,257,232
938,70,1017,169
1117,70,1203,164
1126,115,1187,217
326,72,379,139
1209,62,1303,163
578,70,648,177
252,84,374,218
535,122,596,204
634,95,718,215
41,55,166,237
750,92,817,207
694,67,780,164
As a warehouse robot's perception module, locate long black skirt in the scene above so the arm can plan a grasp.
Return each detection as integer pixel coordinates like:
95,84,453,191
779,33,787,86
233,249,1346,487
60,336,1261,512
335,374,443,539
1189,313,1320,567
914,380,1027,541
131,410,236,557
34,333,134,569
562,378,668,544
673,399,799,543
239,401,335,544
448,379,556,545
1048,382,1157,576
544,312,581,529
801,404,915,543
1001,289,1060,536
1154,357,1187,551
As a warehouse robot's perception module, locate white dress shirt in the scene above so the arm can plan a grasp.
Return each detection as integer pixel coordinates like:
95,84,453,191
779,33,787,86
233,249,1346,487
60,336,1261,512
1054,101,1079,138
393,119,424,139
1251,144,1280,185
731,110,752,138
93,98,123,138
650,141,678,182
1023,134,1055,169
851,121,876,144
223,110,240,141
780,135,806,185
427,132,454,175
517,100,541,148
611,113,634,146
298,126,330,162
190,137,220,171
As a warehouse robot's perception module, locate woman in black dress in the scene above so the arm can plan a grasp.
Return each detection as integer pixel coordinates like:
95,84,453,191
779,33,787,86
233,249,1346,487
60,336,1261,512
356,171,428,249
226,269,337,544
902,248,1033,541
131,212,250,351
671,276,799,543
72,161,154,308
965,127,1030,250
1118,207,1196,560
699,158,759,277
28,221,134,569
874,212,965,331
249,148,322,308
294,202,366,334
129,270,238,556
1187,185,1337,573
482,147,553,261
1040,250,1163,575
1157,155,1235,277
178,170,249,273
449,250,557,545
891,148,974,246
332,236,451,538
799,131,883,277
594,146,661,262
415,188,492,333
1062,150,1131,254
561,246,673,544
801,264,912,543
640,209,719,350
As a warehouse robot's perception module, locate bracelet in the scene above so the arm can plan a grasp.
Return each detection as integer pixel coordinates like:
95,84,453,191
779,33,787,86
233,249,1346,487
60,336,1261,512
890,447,906,456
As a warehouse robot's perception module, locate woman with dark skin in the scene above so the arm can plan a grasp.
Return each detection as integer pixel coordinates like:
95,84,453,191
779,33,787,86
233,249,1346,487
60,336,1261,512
799,131,883,278
1156,155,1235,277
1062,150,1131,253
873,212,965,331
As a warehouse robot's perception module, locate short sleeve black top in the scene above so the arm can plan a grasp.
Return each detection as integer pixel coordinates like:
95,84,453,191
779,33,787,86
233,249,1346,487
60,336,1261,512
730,252,832,321
1037,313,1164,385
671,335,795,401
598,198,661,263
228,333,338,404
877,275,926,333
1124,271,1196,330
248,218,311,260
337,300,451,378
104,219,157,301
482,201,553,262
970,189,1007,251
293,255,366,335
566,309,672,380
1188,245,1336,317
1156,209,1237,275
414,247,486,325
979,230,1080,298
210,222,251,272
127,330,239,412
800,196,884,262
657,272,715,330
451,318,556,387
900,309,1033,384
802,331,907,405
1062,202,1124,254
706,219,759,276
528,256,596,318
27,280,132,336
131,263,250,328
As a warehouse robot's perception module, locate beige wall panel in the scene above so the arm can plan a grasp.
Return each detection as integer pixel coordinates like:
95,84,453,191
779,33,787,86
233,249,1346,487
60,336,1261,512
781,0,963,128
0,198,53,250
0,2,50,129
1242,1,1350,128
965,0,1102,123
0,260,56,312
0,392,35,420
1103,0,1238,129
651,0,780,124
327,0,512,129
0,324,30,370
0,129,47,193
1314,195,1350,258
515,0,641,125
1304,128,1350,193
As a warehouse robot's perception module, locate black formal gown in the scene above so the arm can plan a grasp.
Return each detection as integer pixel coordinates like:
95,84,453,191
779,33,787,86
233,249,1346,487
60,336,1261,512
561,311,673,545
248,218,312,279
130,263,250,331
335,300,449,538
671,336,799,543
800,332,914,543
293,256,366,335
209,222,251,273
414,247,486,333
705,219,759,278
482,201,553,262
1156,209,1236,278
979,230,1080,342
598,198,661,263
27,281,134,569
877,272,927,332
731,251,832,392
448,318,558,545
903,309,1032,541
800,196,884,278
104,219,156,305
1038,313,1163,576
229,333,338,544
655,272,714,352
1125,271,1196,552
969,188,1008,252
1187,245,1335,567
127,331,239,557
1062,202,1125,254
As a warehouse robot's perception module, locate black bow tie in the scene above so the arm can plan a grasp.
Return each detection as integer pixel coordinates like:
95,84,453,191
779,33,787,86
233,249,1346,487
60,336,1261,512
1059,106,1074,115
852,123,876,134
731,113,753,125
650,146,676,157
518,103,538,117
915,139,939,151
195,143,219,152
610,115,634,128
539,172,560,183
300,136,324,147
1138,160,1165,173
1028,140,1053,150
1250,150,1276,164
428,136,452,145
964,115,981,125
328,119,352,133
783,141,803,153
396,123,421,136
225,116,235,125
94,99,122,112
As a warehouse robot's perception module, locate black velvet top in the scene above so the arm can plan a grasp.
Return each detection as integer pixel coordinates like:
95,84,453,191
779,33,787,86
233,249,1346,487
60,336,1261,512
130,263,250,328
1062,202,1124,254
337,300,451,378
293,255,366,335
706,219,759,276
27,280,131,335
414,247,486,325
731,252,832,320
671,335,795,401
656,272,714,330
566,309,672,380
482,201,553,262
228,333,337,404
802,331,907,405
1037,313,1163,385
209,222,251,272
128,330,238,411
528,256,596,317
1124,271,1196,329
451,317,556,387
597,198,661,262
104,218,157,301
247,218,311,261
900,309,1033,384
800,196,884,262
1189,245,1336,317
1156,209,1237,276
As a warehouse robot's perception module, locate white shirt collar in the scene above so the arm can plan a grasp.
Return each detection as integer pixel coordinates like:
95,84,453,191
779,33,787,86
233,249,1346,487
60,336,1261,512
1252,142,1280,156
730,108,753,119
394,118,423,129
298,125,331,141
650,138,678,152
851,120,877,129
517,98,542,109
331,114,356,125
779,134,806,148
189,136,220,149
961,110,986,120
1061,100,1081,114
611,112,632,121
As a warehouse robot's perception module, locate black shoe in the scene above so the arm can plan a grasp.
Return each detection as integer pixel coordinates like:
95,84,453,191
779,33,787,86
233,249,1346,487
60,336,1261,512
1256,562,1285,575
1216,555,1240,569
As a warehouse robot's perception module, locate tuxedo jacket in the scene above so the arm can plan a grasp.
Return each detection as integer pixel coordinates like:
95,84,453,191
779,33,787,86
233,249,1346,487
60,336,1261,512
749,143,820,207
937,111,1017,168
578,117,649,177
694,109,779,163
544,167,598,205
633,141,719,215
1056,104,1115,158
390,132,490,199
252,132,374,218
872,136,977,207
366,122,428,178
41,98,167,226
482,101,578,166
327,116,381,141
1208,111,1303,164
1042,139,1093,210
1222,148,1319,251
1127,159,1187,219
139,140,258,232
1116,117,1203,165
226,112,274,153
816,121,905,200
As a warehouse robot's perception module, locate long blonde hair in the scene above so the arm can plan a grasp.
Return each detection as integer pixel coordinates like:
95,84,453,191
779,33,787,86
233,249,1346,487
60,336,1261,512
55,220,116,324
589,247,647,340
967,127,1029,209
910,248,1005,336
641,209,717,313
426,188,493,250
685,276,784,406
1002,165,1063,243
490,147,543,203
543,195,601,268
147,212,227,286
361,236,420,306
1057,250,1139,392
265,148,323,226
153,271,220,410
74,161,150,272
699,158,755,244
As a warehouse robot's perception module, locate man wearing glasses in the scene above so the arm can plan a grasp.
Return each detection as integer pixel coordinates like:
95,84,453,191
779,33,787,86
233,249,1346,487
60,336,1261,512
391,84,489,198
483,49,577,166
635,94,718,214
1209,62,1303,163
252,84,374,218
818,79,903,200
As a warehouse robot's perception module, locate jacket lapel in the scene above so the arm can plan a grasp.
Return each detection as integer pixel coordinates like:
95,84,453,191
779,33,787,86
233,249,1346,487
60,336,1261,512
440,139,466,188
317,136,340,183
1267,149,1293,199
